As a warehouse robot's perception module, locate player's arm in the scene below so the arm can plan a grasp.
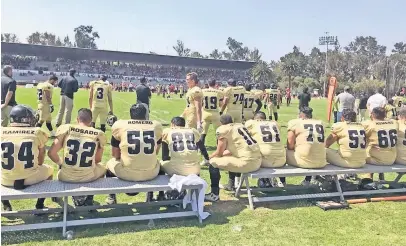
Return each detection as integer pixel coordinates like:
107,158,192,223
194,95,202,124
220,92,229,113
156,138,162,155
210,138,227,159
161,142,170,161
38,147,46,166
108,86,114,113
1,80,16,109
325,133,338,148
111,136,121,159
286,130,296,150
44,89,52,104
89,85,94,108
48,138,64,166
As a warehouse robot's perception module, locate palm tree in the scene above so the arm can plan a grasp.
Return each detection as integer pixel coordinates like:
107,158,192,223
251,61,273,84
281,57,299,90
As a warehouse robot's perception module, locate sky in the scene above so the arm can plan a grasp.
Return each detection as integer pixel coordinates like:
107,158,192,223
1,0,406,61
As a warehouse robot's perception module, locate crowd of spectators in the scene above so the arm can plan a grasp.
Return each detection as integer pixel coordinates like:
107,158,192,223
2,55,249,82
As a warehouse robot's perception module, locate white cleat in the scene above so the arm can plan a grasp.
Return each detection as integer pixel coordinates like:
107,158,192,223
200,159,210,166
204,193,219,202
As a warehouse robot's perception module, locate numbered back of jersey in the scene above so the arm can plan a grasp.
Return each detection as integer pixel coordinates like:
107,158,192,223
301,120,325,144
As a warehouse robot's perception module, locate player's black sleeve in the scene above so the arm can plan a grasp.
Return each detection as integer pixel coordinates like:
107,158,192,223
196,141,209,160
162,142,170,161
254,99,262,113
111,136,120,148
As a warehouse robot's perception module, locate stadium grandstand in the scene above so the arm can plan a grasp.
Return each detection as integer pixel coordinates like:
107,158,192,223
1,42,254,84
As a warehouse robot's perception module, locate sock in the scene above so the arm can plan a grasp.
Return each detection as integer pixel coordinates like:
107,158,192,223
36,198,46,209
280,177,286,183
36,122,43,128
305,176,312,182
268,116,273,120
209,165,221,195
274,113,278,121
200,134,207,146
2,200,11,207
46,122,53,132
101,124,106,132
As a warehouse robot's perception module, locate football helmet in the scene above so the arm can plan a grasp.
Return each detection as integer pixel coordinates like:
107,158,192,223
10,105,37,126
106,112,117,126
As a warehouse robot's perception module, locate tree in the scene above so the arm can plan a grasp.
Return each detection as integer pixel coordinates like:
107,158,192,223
190,51,204,58
248,48,262,62
1,33,19,43
392,42,406,54
223,37,250,60
63,35,73,47
251,61,273,83
55,37,63,46
173,40,190,57
27,32,57,46
209,49,223,59
73,25,100,49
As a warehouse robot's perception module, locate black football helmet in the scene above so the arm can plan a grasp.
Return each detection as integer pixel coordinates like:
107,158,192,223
271,83,278,89
9,105,37,126
106,112,118,127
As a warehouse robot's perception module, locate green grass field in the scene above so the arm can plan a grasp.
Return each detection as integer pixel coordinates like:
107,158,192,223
2,88,406,246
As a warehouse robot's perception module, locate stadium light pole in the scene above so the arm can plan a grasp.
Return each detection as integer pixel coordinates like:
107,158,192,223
319,32,338,97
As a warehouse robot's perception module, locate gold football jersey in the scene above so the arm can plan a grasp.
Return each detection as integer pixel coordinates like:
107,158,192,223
266,89,280,104
1,127,49,180
251,89,264,100
287,119,326,165
362,120,398,164
37,81,54,105
56,124,106,177
90,80,112,108
393,96,404,110
385,104,397,119
185,86,203,115
243,91,257,115
223,86,246,111
216,123,261,159
396,119,406,164
245,119,285,158
112,120,163,170
162,127,201,165
202,88,223,112
331,122,367,163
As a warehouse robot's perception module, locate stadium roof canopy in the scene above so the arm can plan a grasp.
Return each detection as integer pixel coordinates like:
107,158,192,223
1,42,255,70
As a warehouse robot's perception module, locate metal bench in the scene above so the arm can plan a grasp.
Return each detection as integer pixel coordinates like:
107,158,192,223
235,164,406,209
1,176,204,237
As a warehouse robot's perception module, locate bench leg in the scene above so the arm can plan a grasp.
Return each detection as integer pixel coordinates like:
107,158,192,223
194,188,202,224
235,174,246,198
62,196,68,237
245,176,254,210
333,175,345,203
393,172,405,183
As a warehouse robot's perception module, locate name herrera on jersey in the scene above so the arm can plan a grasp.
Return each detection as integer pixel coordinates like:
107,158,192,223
2,130,35,135
69,127,99,135
128,120,153,125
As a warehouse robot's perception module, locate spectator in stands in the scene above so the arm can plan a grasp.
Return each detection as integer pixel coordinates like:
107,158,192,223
56,69,78,126
1,65,17,127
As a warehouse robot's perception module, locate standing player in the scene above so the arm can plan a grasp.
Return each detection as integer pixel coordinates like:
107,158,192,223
106,104,163,204
325,109,366,168
220,79,246,123
205,114,262,201
286,107,327,185
392,92,404,111
1,105,53,211
36,75,58,136
265,84,280,121
181,72,203,131
201,79,223,145
242,84,262,122
89,75,113,132
48,108,106,206
385,99,397,120
160,117,210,176
245,112,286,187
286,87,292,106
179,84,184,98
396,107,406,165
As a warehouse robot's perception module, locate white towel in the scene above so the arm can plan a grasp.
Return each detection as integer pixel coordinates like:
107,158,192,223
169,174,211,220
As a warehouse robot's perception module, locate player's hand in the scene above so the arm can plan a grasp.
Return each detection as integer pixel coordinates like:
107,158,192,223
197,122,203,133
50,105,54,113
1,104,5,109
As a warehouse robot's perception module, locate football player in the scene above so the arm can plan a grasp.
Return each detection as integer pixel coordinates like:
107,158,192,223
181,72,203,131
106,104,163,204
245,111,286,187
286,107,327,186
325,109,366,168
205,114,262,202
392,91,404,111
36,75,58,135
200,79,223,145
1,105,53,211
385,99,397,120
220,79,246,123
362,107,398,166
242,84,262,122
265,84,280,121
89,75,113,132
161,116,210,176
48,108,106,206
396,107,406,165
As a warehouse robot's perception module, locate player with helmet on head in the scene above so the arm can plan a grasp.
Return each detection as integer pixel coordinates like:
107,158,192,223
48,108,107,207
89,75,114,132
105,103,163,204
220,79,246,123
36,75,58,136
264,83,281,121
1,105,53,211
242,84,262,121
181,72,203,131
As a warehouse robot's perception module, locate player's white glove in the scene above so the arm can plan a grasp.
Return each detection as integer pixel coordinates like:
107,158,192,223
50,105,54,113
197,122,203,133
